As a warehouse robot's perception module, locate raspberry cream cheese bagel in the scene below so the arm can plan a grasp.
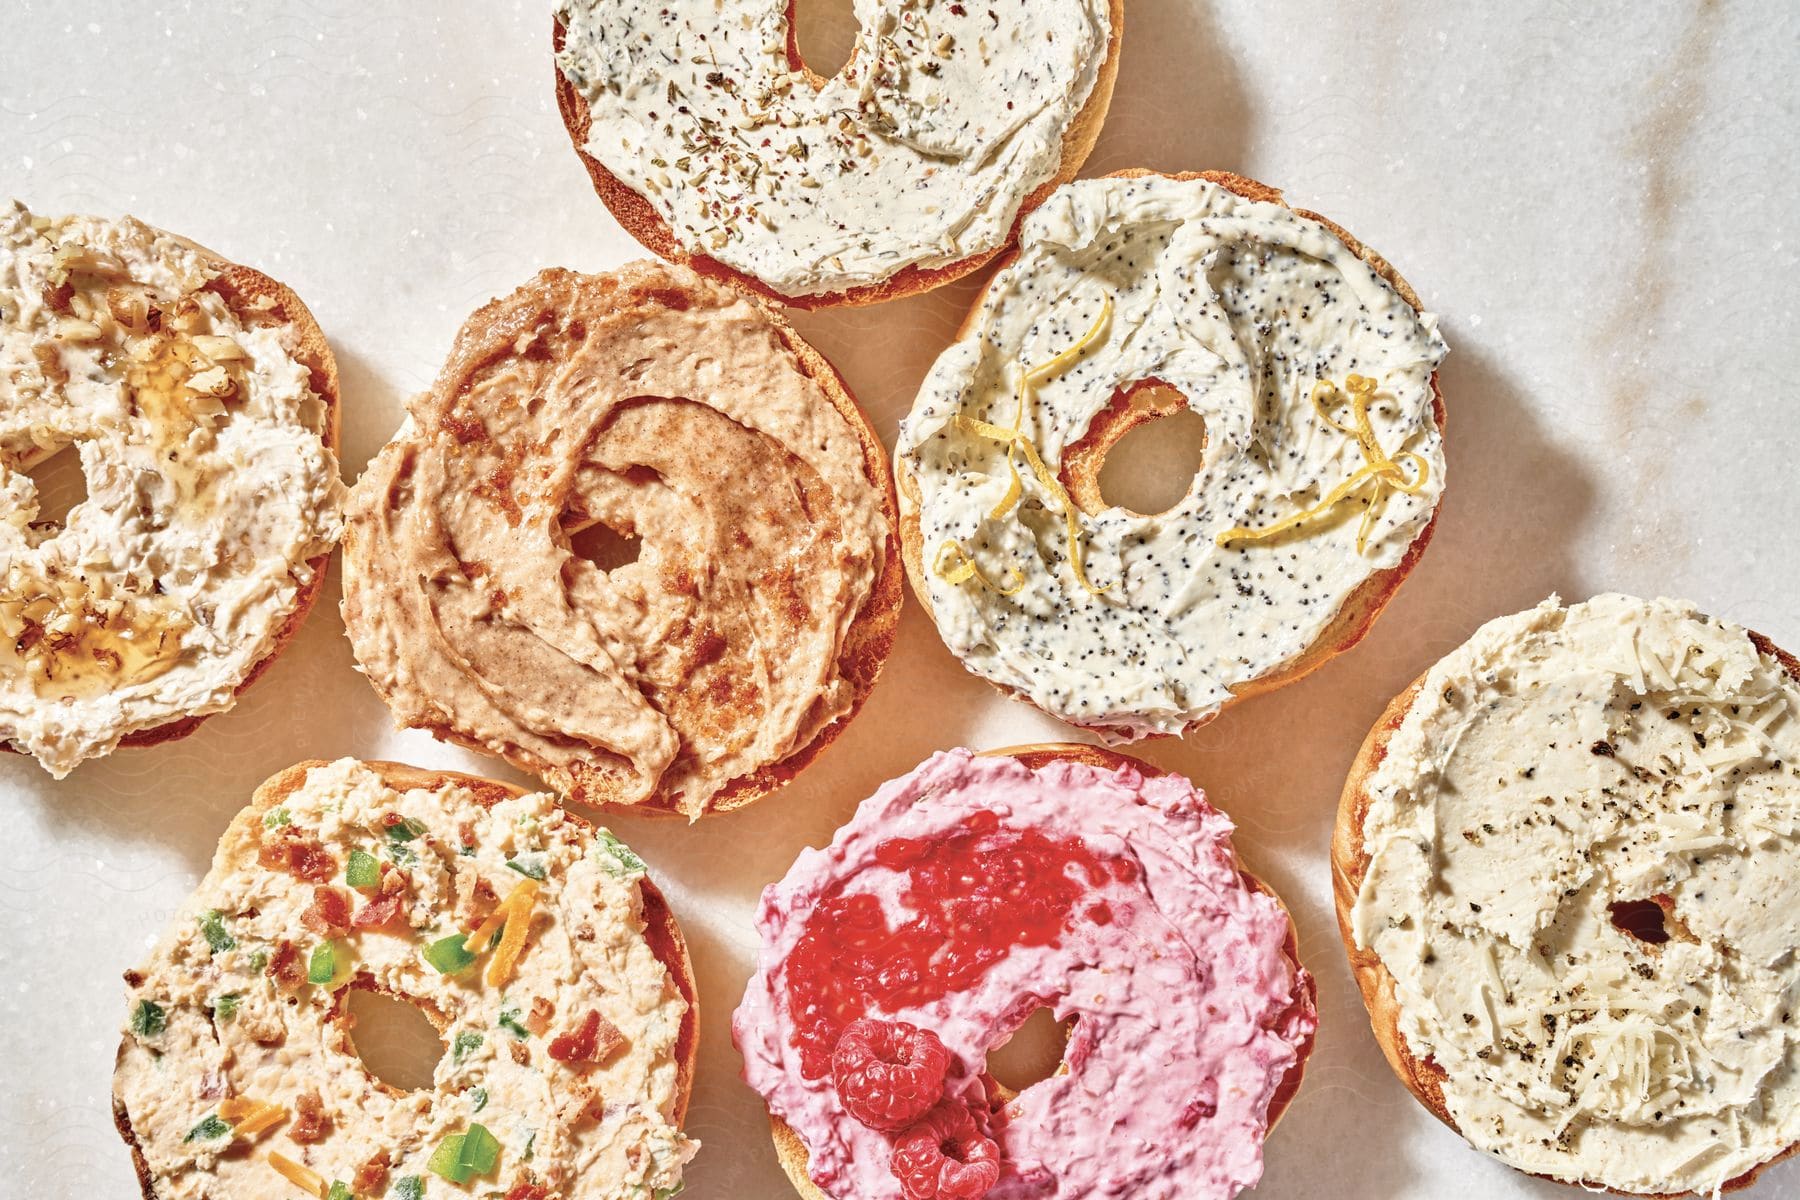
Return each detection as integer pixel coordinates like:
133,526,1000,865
113,758,698,1200
735,744,1318,1200
552,0,1122,306
1335,595,1800,1196
897,170,1448,739
342,261,899,819
0,202,343,775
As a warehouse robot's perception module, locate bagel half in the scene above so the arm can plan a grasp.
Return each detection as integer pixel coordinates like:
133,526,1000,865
767,741,1316,1200
552,1,1124,309
1332,629,1800,1198
112,758,698,1199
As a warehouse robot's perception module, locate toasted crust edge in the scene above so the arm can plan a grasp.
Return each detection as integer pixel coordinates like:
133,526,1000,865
765,741,1317,1200
111,759,698,1199
1330,629,1800,1198
551,0,1124,309
341,265,903,819
895,167,1447,741
4,253,342,763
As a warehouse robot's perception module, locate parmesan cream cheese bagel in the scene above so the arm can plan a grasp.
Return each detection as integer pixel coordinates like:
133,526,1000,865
552,0,1122,307
1335,595,1800,1196
897,170,1448,739
0,202,343,775
342,261,899,820
735,744,1317,1200
113,758,698,1200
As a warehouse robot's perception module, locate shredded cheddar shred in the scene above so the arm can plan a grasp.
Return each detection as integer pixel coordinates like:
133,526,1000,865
268,1150,327,1197
1215,374,1429,554
483,878,540,988
219,1096,287,1139
935,293,1115,598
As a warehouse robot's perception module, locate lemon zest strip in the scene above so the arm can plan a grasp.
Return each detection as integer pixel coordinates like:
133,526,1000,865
1215,374,1428,554
933,540,1025,596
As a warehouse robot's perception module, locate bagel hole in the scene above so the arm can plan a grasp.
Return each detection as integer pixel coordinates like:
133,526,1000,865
984,1007,1070,1095
22,445,87,530
1088,384,1208,518
1608,898,1671,945
346,988,443,1093
792,0,859,79
567,519,641,573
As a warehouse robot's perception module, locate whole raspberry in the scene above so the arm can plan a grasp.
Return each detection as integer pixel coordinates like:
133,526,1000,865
830,1018,952,1132
890,1103,1001,1200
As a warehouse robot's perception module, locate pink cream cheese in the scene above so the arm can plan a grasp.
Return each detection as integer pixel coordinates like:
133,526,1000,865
732,749,1317,1199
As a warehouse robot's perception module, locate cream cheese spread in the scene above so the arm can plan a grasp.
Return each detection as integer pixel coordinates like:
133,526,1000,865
1351,595,1800,1194
0,202,343,775
554,0,1113,297
898,175,1448,738
115,759,695,1199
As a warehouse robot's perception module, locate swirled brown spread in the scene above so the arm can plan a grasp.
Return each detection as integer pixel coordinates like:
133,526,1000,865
343,264,887,818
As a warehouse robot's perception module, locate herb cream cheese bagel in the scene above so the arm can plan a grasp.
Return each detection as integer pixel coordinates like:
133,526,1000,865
1334,595,1800,1196
113,758,698,1200
552,0,1122,307
0,202,344,775
342,261,899,819
897,170,1449,740
735,744,1317,1200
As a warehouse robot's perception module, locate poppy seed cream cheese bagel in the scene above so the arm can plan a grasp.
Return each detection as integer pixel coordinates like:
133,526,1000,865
113,758,698,1200
0,202,344,775
897,170,1448,740
1336,595,1800,1196
552,0,1122,307
735,744,1317,1200
342,261,899,819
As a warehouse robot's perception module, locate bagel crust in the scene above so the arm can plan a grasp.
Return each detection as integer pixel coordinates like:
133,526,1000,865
1334,595,1800,1196
552,0,1123,307
112,758,699,1200
341,261,900,819
896,170,1448,740
736,744,1316,1200
0,202,343,774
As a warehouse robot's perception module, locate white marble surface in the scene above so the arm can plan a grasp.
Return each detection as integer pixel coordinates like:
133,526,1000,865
3,2,1798,1197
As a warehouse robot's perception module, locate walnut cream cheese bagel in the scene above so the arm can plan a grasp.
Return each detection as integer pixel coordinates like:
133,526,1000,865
734,744,1318,1200
1335,595,1800,1196
552,0,1123,307
113,758,698,1200
0,202,343,775
342,261,899,819
896,170,1449,739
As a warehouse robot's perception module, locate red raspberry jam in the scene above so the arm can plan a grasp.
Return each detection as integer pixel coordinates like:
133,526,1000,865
782,810,1135,1078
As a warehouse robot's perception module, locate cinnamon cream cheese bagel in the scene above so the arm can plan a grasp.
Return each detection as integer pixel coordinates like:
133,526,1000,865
734,744,1317,1200
113,758,698,1200
1335,595,1800,1196
552,0,1122,306
0,202,343,775
342,262,899,819
897,170,1448,739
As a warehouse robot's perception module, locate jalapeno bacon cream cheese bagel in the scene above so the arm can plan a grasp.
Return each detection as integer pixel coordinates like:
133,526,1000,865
1336,595,1800,1196
113,758,698,1200
897,171,1448,739
552,0,1122,306
735,745,1317,1200
343,262,898,819
0,203,343,775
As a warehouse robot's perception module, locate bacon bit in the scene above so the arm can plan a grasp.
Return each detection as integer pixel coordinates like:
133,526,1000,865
510,1040,531,1066
290,1089,331,1145
353,894,404,930
474,877,499,906
267,941,304,989
352,1150,391,1195
458,820,479,854
258,830,336,883
268,1150,325,1197
301,886,351,937
380,866,412,897
197,1069,229,1100
504,1183,550,1200
526,996,556,1036
547,1010,627,1067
